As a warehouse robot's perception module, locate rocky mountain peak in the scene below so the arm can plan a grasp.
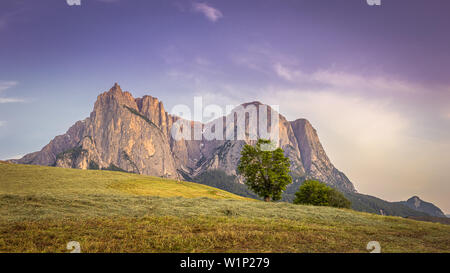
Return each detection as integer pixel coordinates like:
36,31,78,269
408,196,422,208
112,82,121,91
241,101,263,107
402,196,446,217
15,84,357,193
94,83,136,112
107,83,134,99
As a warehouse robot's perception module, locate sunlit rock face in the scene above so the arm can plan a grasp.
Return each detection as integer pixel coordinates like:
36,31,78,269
15,84,356,192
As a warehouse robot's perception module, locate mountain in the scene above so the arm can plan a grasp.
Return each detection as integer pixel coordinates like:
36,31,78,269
279,180,430,217
395,196,446,217
15,84,179,179
13,83,356,193
12,84,446,219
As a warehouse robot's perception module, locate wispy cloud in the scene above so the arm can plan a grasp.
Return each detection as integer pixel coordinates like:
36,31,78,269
0,97,24,103
262,88,409,148
0,81,25,103
0,81,17,92
0,121,5,127
1,154,24,160
192,2,223,22
273,63,416,95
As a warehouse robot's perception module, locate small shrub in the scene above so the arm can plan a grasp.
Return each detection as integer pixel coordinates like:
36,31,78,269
88,161,99,170
328,188,352,209
102,164,128,173
293,180,351,209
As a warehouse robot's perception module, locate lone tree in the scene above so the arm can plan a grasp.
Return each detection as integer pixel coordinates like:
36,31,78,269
237,139,292,202
293,180,351,209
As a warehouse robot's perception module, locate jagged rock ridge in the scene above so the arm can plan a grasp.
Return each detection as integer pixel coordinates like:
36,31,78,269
14,84,356,192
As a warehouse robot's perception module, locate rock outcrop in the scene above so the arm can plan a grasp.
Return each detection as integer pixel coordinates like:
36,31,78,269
397,196,446,217
14,84,356,192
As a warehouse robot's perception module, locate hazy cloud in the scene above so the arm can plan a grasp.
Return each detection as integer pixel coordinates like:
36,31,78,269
259,87,450,209
0,81,17,92
274,63,416,95
274,63,297,81
0,98,24,103
0,81,25,103
192,2,223,22
0,154,24,160
261,88,410,151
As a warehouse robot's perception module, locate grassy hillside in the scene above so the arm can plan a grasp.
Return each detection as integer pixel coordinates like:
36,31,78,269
192,170,430,218
1,162,449,253
0,162,250,201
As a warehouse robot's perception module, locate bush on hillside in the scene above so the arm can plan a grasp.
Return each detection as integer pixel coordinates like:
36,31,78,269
293,180,351,209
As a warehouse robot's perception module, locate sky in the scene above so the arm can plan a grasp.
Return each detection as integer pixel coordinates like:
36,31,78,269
0,0,449,212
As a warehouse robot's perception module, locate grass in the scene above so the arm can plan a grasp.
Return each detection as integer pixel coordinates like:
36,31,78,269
1,162,449,253
0,162,249,200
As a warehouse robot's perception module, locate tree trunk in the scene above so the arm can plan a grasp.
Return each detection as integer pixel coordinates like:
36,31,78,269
264,196,271,202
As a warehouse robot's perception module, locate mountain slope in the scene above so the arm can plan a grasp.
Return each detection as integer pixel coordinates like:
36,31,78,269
13,83,356,193
396,196,446,217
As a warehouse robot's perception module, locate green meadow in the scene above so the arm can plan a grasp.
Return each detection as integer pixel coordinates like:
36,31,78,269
1,162,449,253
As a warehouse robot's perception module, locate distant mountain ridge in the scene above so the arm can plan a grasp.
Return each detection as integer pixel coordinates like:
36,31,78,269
395,196,446,217
13,83,355,192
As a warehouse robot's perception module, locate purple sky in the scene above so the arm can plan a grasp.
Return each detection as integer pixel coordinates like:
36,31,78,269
1,0,449,212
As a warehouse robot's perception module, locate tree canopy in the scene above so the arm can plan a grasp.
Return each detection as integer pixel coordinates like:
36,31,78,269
237,139,292,202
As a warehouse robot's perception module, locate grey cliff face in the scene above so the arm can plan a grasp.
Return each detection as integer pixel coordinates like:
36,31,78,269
290,119,356,192
17,84,179,179
15,84,357,192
